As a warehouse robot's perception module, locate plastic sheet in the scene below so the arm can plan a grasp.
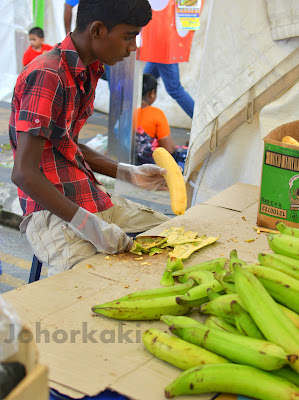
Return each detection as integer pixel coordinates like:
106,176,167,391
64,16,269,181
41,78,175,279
0,296,22,362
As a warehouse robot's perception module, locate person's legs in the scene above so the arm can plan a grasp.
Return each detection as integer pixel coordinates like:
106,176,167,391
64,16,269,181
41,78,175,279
157,63,194,118
22,198,169,275
23,211,97,276
95,194,169,234
143,62,160,79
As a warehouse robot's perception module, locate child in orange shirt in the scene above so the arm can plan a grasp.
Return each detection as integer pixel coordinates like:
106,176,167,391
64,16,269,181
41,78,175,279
136,74,176,165
23,27,53,67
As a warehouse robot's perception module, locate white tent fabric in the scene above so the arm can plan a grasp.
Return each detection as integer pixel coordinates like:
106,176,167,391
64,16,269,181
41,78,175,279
0,0,32,102
185,0,299,204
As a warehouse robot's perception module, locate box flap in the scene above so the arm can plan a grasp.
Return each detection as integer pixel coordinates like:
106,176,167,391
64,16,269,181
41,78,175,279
203,183,259,212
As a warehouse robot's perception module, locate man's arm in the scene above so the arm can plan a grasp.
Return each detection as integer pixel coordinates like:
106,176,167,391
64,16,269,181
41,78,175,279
78,143,118,178
11,132,78,222
64,3,73,34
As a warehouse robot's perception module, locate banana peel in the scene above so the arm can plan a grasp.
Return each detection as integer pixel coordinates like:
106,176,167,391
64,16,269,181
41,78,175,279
159,227,198,247
130,236,167,255
169,236,220,260
149,247,164,256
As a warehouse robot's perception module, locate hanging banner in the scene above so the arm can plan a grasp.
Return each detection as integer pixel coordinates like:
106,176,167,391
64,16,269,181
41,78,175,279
176,0,203,30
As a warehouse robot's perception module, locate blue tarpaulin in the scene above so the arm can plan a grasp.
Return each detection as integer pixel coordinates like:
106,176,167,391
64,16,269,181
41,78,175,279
50,389,128,400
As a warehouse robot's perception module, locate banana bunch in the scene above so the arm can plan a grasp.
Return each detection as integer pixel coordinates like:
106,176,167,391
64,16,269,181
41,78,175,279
91,256,227,320
141,240,299,398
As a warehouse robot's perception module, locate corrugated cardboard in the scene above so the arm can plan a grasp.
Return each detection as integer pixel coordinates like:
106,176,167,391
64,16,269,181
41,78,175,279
4,327,48,400
257,120,299,229
3,184,266,400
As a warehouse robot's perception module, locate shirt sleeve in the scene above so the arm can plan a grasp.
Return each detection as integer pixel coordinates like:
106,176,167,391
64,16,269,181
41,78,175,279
65,0,79,6
154,108,171,140
15,69,64,139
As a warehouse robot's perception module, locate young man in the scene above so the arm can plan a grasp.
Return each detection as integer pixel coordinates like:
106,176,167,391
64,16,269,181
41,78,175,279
9,0,169,276
22,27,52,67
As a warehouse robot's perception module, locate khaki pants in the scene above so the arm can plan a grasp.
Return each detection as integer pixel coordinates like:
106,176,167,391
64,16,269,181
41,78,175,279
20,194,169,276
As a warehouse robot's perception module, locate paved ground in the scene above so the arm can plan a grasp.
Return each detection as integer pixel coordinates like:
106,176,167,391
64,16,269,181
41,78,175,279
0,100,189,294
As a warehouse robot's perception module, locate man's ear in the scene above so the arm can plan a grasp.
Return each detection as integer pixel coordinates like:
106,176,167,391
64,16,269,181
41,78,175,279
90,21,107,39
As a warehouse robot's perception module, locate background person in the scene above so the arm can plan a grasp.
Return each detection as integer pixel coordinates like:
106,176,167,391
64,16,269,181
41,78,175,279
10,0,169,276
143,62,194,119
22,27,52,67
136,73,176,165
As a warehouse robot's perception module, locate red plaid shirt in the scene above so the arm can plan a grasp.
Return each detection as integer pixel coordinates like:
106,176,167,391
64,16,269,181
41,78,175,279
9,34,113,216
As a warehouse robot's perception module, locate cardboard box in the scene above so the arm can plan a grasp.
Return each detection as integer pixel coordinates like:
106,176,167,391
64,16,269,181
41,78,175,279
3,184,263,400
257,120,299,229
4,327,48,400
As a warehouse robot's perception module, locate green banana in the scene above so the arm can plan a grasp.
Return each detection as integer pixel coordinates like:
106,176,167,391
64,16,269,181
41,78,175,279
169,321,293,371
175,279,224,305
142,328,227,370
268,233,299,260
244,264,299,292
199,293,244,322
229,249,247,271
176,275,189,283
164,363,299,400
271,365,299,387
234,265,299,373
279,304,299,329
175,262,224,284
201,290,299,329
258,252,299,280
205,315,239,335
172,257,227,277
207,287,221,300
214,273,236,293
259,278,299,314
91,295,191,320
160,314,201,327
276,221,299,238
230,300,264,339
160,258,184,287
116,278,195,302
186,269,214,285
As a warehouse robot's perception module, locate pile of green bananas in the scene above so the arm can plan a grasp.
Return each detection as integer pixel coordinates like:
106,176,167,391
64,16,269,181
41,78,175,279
92,221,299,400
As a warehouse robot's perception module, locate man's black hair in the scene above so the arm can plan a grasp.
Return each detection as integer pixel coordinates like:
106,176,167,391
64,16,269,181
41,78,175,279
76,0,152,32
142,73,157,97
29,27,44,38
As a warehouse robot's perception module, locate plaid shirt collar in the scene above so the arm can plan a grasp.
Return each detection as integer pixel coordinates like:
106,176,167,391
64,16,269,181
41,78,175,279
59,33,104,79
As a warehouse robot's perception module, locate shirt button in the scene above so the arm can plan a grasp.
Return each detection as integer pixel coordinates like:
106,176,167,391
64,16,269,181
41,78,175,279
35,118,40,123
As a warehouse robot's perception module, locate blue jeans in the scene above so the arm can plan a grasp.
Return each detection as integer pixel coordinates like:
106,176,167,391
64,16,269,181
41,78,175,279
143,62,194,118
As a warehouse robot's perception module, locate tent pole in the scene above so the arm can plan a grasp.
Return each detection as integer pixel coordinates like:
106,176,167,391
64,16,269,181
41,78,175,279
32,0,45,29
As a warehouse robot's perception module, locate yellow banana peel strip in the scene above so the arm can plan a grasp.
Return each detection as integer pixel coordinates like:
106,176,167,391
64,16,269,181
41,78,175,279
169,236,220,260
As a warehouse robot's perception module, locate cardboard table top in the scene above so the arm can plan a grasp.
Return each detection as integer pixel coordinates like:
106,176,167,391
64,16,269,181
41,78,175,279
3,183,267,400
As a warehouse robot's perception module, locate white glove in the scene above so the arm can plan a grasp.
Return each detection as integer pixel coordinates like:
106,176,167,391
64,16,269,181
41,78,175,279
69,207,133,254
117,163,168,191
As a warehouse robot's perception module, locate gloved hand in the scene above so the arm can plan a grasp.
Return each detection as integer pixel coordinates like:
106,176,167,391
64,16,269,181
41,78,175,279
68,207,133,254
117,163,168,191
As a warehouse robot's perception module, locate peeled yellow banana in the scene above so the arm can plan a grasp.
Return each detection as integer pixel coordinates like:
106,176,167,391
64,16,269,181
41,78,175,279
153,147,187,215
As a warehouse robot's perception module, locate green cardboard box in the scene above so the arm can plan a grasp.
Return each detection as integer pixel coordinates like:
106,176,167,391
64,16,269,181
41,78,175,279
257,121,299,230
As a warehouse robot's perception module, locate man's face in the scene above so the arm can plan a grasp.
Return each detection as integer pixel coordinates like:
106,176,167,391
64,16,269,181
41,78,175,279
29,34,44,50
92,24,142,66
